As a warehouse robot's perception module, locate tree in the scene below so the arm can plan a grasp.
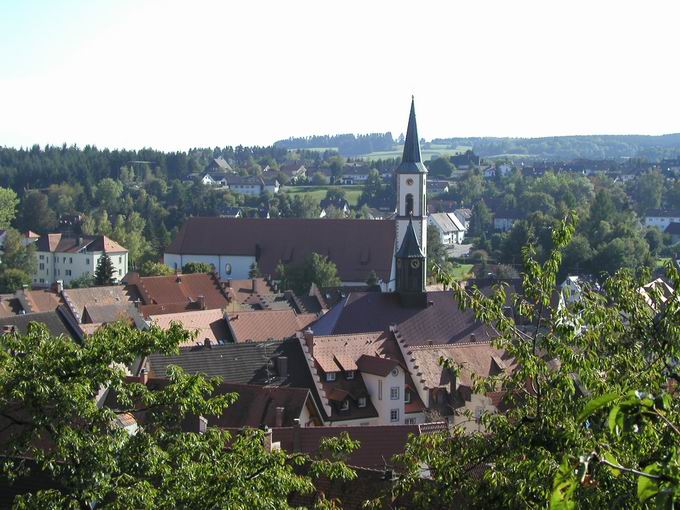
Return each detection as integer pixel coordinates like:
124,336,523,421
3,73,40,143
277,253,341,294
0,322,358,508
631,169,664,213
95,178,124,211
0,268,30,293
468,201,492,237
139,261,174,277
0,228,36,275
94,254,116,285
0,187,18,229
18,191,56,233
427,228,447,267
428,157,454,178
310,172,329,185
248,262,261,279
389,213,680,509
67,273,95,288
181,262,213,274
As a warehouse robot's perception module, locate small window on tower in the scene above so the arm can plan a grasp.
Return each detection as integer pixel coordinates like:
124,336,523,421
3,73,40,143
405,194,414,216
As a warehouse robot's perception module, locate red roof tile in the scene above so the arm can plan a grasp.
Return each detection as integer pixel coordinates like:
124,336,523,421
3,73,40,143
226,309,316,343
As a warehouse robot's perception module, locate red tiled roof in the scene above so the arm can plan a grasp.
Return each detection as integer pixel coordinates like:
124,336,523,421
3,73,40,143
125,272,229,310
150,309,229,347
356,354,400,377
226,309,317,343
35,234,126,253
166,217,396,282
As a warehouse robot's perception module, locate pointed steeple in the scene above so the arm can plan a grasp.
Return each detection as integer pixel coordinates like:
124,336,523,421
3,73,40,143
396,96,427,175
396,217,425,259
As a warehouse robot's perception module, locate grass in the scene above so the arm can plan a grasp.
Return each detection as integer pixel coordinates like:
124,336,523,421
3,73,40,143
357,145,472,162
283,185,363,206
449,263,474,281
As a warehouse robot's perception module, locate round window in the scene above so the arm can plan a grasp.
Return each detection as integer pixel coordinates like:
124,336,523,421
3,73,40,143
225,263,232,275
406,178,414,185
391,368,399,376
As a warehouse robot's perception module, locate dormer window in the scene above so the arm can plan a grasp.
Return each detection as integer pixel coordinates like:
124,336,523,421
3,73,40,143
405,390,411,404
340,399,350,411
346,370,355,380
326,372,336,382
358,397,367,408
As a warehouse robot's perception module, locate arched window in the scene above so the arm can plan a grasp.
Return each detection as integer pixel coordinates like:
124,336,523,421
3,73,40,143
405,194,414,216
225,263,232,275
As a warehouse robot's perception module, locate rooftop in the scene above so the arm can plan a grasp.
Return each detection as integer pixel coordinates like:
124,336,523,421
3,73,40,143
226,309,317,343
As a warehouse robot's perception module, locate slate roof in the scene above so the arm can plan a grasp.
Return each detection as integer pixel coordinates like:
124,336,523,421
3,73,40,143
62,286,132,323
226,309,317,343
665,222,680,235
0,307,82,341
396,219,425,259
166,217,396,282
81,303,137,324
312,291,496,347
429,212,465,233
396,97,427,175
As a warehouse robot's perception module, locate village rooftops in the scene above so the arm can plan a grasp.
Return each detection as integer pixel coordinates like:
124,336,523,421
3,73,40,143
226,309,317,343
61,285,132,323
123,272,229,311
150,309,230,347
166,217,396,283
312,290,496,347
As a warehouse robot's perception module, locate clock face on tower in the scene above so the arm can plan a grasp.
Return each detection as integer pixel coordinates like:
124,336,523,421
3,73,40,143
410,259,420,269
406,178,414,185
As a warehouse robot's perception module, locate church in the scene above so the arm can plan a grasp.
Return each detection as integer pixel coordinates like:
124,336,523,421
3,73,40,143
164,98,430,292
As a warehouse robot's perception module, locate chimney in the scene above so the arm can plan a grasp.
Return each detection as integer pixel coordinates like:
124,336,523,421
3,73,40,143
226,279,232,288
251,278,257,292
21,284,28,291
197,295,206,310
263,426,273,451
56,280,64,293
140,367,148,385
204,338,212,348
470,334,476,343
303,328,314,356
275,406,285,427
134,299,141,311
198,415,208,434
276,356,288,378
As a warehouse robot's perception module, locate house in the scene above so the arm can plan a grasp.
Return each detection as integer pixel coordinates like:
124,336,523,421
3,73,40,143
33,234,128,288
150,309,231,347
319,197,350,218
645,209,680,231
206,156,233,173
453,208,472,230
218,206,242,218
164,217,397,288
665,222,680,244
340,164,372,185
61,285,134,324
0,307,84,343
427,180,450,194
225,175,280,196
297,329,425,426
493,209,520,232
226,309,317,343
450,150,480,169
278,162,307,182
428,212,466,245
123,272,230,316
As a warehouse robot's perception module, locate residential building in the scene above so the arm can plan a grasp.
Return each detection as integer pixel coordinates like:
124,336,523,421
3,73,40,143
453,208,472,230
645,209,680,231
665,222,680,244
225,175,280,196
427,180,450,194
340,163,372,185
226,309,317,343
150,309,231,347
278,162,307,182
61,285,134,324
428,212,466,245
206,156,233,173
33,234,128,288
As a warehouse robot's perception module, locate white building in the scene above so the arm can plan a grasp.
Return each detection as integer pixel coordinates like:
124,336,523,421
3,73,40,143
33,234,128,287
644,209,680,231
428,212,466,245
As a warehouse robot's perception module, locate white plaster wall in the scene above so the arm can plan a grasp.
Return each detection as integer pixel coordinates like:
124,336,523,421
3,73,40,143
163,253,255,280
362,368,405,425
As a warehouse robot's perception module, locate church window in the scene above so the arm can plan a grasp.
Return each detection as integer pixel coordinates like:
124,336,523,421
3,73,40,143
405,194,414,216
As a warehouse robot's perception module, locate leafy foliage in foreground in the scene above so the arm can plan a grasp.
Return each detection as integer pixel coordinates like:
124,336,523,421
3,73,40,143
390,212,680,509
0,322,356,509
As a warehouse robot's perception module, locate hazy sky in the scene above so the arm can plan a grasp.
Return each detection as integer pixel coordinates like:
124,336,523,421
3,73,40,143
1,0,679,151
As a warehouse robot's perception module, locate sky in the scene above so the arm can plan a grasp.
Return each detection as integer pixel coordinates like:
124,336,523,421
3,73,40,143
1,0,679,151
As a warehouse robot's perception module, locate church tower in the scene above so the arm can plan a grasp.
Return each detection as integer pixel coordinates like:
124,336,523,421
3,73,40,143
395,97,427,261
395,217,427,307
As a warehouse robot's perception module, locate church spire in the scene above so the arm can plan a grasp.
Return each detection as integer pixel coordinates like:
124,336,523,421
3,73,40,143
396,97,427,174
396,216,425,259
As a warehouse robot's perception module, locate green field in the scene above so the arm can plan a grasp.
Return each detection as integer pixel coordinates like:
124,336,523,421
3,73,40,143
449,263,475,281
283,185,363,206
357,145,472,162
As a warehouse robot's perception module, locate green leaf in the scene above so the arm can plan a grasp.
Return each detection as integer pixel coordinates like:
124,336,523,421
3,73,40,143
608,405,622,436
578,392,619,422
637,463,661,503
550,481,577,510
603,452,621,477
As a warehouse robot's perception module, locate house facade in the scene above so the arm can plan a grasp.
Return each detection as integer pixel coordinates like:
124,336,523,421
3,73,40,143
645,209,680,231
33,234,128,287
428,212,466,245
